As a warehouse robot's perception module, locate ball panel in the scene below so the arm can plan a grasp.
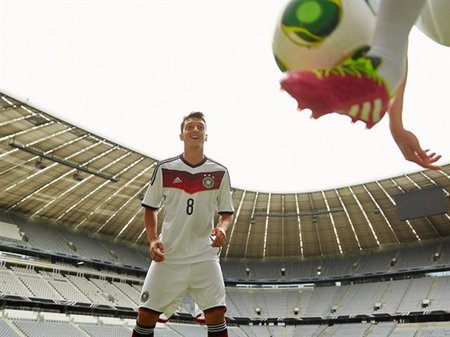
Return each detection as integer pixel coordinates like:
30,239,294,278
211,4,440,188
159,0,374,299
281,0,341,46
273,0,376,72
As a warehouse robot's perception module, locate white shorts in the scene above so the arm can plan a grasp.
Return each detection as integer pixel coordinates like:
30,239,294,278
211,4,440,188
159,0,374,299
370,0,450,46
139,260,226,317
415,0,450,47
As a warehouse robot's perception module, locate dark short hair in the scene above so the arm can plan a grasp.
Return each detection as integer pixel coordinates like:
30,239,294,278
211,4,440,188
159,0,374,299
180,111,206,132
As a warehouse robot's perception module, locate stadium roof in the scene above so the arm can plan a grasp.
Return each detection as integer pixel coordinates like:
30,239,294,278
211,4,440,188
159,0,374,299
1,92,449,259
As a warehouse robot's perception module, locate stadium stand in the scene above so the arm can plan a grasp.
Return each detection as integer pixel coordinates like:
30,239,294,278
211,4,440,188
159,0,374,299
78,323,133,337
0,91,449,335
0,313,21,337
1,219,450,324
0,94,450,337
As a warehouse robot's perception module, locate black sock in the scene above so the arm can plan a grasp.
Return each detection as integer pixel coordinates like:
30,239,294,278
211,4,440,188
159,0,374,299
207,322,228,337
132,322,155,337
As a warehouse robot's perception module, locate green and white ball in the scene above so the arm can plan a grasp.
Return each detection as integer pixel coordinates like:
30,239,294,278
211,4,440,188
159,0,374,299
273,0,376,72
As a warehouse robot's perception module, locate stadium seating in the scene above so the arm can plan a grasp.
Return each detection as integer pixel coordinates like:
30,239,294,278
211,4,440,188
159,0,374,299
0,309,450,336
1,210,449,336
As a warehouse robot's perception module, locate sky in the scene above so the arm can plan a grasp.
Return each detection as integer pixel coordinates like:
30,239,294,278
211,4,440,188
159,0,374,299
1,0,449,193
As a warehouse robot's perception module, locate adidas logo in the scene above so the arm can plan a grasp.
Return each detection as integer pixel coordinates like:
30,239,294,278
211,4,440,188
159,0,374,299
172,177,182,184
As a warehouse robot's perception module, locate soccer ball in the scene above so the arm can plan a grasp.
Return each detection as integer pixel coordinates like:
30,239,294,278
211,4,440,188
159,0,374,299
273,0,376,72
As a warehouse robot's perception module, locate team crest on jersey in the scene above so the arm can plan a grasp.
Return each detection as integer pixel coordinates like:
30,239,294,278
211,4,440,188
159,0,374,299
141,291,149,303
202,175,214,189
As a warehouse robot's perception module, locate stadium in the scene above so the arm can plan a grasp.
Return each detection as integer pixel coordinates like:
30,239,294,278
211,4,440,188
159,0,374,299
0,92,449,336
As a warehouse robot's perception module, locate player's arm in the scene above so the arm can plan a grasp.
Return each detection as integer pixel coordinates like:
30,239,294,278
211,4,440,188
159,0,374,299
388,59,442,170
142,163,165,261
211,169,235,248
211,212,233,248
144,206,164,262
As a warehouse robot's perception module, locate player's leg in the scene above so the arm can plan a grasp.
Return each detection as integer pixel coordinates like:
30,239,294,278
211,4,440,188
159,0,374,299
194,302,206,324
132,308,159,337
367,0,427,94
204,306,228,337
190,260,228,337
281,0,427,128
132,263,187,337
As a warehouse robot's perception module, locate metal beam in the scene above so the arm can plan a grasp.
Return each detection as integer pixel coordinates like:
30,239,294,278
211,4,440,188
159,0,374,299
9,140,118,182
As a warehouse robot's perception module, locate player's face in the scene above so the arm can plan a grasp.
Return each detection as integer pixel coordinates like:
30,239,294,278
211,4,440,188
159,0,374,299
180,118,207,145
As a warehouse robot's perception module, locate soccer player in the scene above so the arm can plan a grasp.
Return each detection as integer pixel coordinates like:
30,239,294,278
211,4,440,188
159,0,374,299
132,111,234,337
281,0,448,170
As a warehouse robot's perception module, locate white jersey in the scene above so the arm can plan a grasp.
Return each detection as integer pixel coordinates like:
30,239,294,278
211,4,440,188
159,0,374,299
142,155,234,264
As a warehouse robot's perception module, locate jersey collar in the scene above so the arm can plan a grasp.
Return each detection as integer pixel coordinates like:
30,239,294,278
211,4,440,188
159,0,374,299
179,154,207,168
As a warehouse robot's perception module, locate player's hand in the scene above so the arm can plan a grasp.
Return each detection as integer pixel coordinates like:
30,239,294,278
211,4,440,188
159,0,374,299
393,128,442,170
211,226,226,248
150,240,165,262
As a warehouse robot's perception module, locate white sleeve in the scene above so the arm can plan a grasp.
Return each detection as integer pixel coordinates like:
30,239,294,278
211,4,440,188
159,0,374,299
142,164,163,209
217,169,234,214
